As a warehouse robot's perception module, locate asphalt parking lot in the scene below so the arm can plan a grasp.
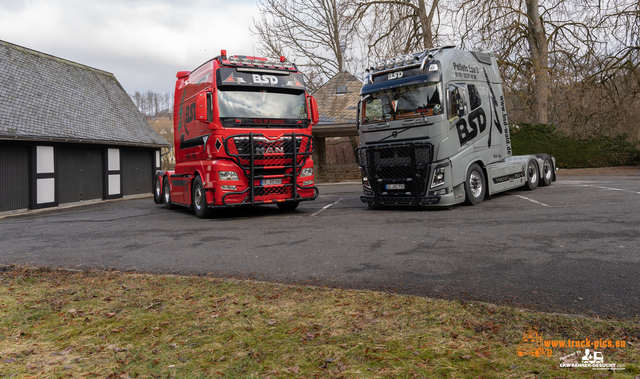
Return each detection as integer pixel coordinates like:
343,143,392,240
1,168,639,319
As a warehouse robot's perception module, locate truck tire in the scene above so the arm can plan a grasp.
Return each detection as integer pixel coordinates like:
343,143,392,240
464,163,485,205
154,175,163,204
163,178,173,210
539,154,553,187
277,201,299,211
524,158,539,190
193,176,215,218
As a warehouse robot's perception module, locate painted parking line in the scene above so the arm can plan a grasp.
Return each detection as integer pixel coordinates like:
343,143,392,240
510,194,551,207
556,181,640,195
311,198,342,217
580,184,640,195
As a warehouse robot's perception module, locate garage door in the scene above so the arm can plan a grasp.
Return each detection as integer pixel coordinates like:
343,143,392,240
122,149,153,196
57,148,103,204
0,146,29,212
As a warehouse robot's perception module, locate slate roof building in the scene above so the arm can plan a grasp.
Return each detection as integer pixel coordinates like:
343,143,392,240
0,40,169,214
311,71,361,181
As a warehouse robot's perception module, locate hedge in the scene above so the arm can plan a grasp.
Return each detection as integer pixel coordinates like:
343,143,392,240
509,123,640,168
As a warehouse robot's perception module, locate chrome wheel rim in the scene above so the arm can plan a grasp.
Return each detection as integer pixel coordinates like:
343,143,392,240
155,180,161,198
528,162,537,183
164,183,170,203
544,161,552,181
470,171,482,198
194,186,202,210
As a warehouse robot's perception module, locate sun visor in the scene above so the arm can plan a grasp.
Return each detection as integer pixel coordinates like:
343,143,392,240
361,71,441,95
216,67,306,90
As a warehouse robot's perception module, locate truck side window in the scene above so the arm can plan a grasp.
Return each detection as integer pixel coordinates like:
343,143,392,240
468,84,481,110
363,98,383,122
448,85,467,120
207,92,213,122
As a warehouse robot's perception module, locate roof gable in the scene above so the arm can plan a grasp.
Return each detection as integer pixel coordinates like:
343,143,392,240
0,40,169,147
312,71,362,125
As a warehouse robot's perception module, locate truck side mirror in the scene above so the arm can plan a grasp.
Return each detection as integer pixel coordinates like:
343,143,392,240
196,91,212,122
308,95,319,124
356,100,361,130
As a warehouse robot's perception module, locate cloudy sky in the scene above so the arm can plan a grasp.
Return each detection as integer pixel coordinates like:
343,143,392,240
0,0,261,94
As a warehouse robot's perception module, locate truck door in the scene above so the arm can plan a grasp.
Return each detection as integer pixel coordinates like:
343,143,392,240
448,84,475,148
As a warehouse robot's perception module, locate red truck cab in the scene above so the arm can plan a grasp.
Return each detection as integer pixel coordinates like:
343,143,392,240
154,50,319,218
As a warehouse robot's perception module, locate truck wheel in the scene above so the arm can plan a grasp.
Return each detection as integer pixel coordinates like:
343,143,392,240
163,178,173,210
539,154,553,187
277,201,299,211
464,163,485,205
193,176,215,218
154,175,163,204
524,159,539,190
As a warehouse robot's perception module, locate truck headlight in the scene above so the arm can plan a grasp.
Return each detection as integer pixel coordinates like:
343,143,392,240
301,167,313,177
219,171,239,181
431,167,445,188
362,176,371,189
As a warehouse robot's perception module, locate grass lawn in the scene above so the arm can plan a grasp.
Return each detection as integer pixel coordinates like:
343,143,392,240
1,266,638,378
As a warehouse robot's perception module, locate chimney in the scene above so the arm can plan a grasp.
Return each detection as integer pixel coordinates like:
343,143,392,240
339,41,347,72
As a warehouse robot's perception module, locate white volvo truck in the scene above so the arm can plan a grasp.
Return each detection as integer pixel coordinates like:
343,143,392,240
356,46,556,206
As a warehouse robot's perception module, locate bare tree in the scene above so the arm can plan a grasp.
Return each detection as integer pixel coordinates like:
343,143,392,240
129,91,174,117
252,0,357,91
353,0,442,62
453,0,608,125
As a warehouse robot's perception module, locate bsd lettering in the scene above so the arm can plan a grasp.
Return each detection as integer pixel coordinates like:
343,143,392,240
253,74,278,85
388,71,404,80
185,103,196,124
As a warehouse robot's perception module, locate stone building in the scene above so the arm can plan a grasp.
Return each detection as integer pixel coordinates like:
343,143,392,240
311,71,361,182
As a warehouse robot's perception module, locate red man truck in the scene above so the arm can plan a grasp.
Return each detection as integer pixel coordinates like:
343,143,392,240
153,50,320,218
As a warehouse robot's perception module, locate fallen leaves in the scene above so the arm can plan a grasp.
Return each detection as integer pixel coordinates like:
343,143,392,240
2,266,639,379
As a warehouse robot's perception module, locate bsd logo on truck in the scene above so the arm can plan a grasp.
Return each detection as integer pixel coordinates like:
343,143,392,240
388,71,403,80
253,74,278,85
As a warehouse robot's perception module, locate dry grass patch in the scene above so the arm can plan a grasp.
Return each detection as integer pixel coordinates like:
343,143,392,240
0,266,638,378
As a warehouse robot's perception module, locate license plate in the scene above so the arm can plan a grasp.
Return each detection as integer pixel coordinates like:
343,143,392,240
261,179,282,186
385,183,405,190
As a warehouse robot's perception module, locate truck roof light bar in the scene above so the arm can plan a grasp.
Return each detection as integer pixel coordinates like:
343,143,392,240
370,46,453,75
236,67,292,75
221,54,296,70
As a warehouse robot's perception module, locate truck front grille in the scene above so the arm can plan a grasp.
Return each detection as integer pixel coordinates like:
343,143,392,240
221,132,318,206
224,133,313,171
356,142,433,197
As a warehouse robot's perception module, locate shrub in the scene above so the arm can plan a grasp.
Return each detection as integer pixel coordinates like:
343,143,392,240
509,123,640,168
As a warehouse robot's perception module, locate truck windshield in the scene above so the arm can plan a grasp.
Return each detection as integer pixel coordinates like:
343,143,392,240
361,83,442,124
218,89,308,120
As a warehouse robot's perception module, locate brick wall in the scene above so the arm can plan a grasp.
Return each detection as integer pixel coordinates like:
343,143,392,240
316,164,361,183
